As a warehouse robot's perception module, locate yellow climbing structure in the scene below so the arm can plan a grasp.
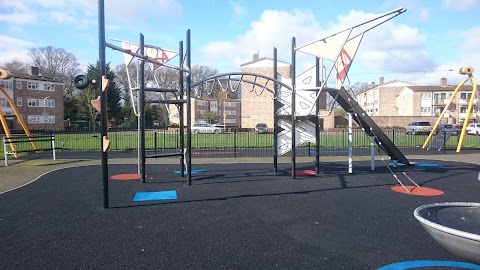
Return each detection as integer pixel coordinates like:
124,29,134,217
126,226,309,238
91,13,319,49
0,68,39,157
422,66,478,152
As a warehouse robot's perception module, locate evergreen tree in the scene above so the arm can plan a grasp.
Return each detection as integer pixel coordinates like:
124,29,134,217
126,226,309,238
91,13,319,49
77,62,123,125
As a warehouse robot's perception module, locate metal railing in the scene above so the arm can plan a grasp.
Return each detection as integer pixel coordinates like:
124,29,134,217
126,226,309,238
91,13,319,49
2,128,479,158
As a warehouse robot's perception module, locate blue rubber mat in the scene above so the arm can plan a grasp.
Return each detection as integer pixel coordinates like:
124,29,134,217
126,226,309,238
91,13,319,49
133,190,177,201
173,169,207,174
387,162,441,168
377,260,480,269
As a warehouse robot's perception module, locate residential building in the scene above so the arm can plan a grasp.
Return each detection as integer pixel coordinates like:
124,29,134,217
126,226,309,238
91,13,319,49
240,54,290,129
240,54,329,129
0,67,65,131
355,78,416,116
357,77,479,127
397,78,479,124
169,97,241,127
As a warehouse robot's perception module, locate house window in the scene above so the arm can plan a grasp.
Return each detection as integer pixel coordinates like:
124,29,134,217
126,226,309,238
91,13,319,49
27,82,39,90
460,93,472,100
27,98,40,107
421,92,431,99
46,99,55,108
27,98,54,107
27,115,41,123
460,106,477,113
224,102,237,107
17,98,22,107
16,81,22,89
433,107,443,113
0,98,9,107
44,83,55,91
225,110,236,115
27,115,56,124
45,115,55,123
421,107,431,113
434,93,447,100
0,80,13,90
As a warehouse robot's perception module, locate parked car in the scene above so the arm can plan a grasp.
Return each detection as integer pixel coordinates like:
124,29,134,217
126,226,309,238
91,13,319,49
212,123,226,129
254,123,268,134
404,121,432,135
466,123,480,135
191,122,224,134
435,124,458,135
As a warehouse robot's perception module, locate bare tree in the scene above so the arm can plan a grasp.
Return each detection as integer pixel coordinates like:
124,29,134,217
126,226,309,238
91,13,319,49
28,46,82,97
190,64,218,84
114,63,221,102
1,58,30,73
114,64,135,107
346,82,371,99
325,81,371,110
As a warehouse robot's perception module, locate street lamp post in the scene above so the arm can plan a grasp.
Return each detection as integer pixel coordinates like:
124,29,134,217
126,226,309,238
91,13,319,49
43,96,50,133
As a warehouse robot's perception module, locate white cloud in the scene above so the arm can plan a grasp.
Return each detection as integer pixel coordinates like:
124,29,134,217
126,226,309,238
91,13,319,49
0,35,35,49
442,0,480,11
0,1,37,24
358,23,436,72
457,27,480,75
199,9,322,68
50,11,79,24
0,36,35,64
459,27,480,49
199,8,437,84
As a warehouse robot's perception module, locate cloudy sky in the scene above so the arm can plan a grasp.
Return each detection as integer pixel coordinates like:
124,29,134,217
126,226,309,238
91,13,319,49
1,0,480,86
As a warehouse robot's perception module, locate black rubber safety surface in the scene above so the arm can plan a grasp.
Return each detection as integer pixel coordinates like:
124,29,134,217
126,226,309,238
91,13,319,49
1,160,479,269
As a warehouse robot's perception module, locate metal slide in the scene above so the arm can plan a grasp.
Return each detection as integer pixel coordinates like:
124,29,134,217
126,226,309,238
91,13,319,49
325,87,410,165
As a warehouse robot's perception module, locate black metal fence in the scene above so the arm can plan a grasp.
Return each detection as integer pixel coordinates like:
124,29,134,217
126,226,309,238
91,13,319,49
3,128,474,158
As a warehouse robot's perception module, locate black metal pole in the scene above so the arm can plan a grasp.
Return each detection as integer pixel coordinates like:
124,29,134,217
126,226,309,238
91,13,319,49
443,131,446,154
186,29,192,185
233,130,237,157
139,34,146,183
315,57,320,174
291,37,296,179
98,0,109,208
154,131,157,155
273,47,278,173
179,41,185,177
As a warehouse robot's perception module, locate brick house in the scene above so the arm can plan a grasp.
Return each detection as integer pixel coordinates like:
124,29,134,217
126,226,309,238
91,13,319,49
169,97,241,127
0,67,64,131
240,54,291,129
240,54,331,129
